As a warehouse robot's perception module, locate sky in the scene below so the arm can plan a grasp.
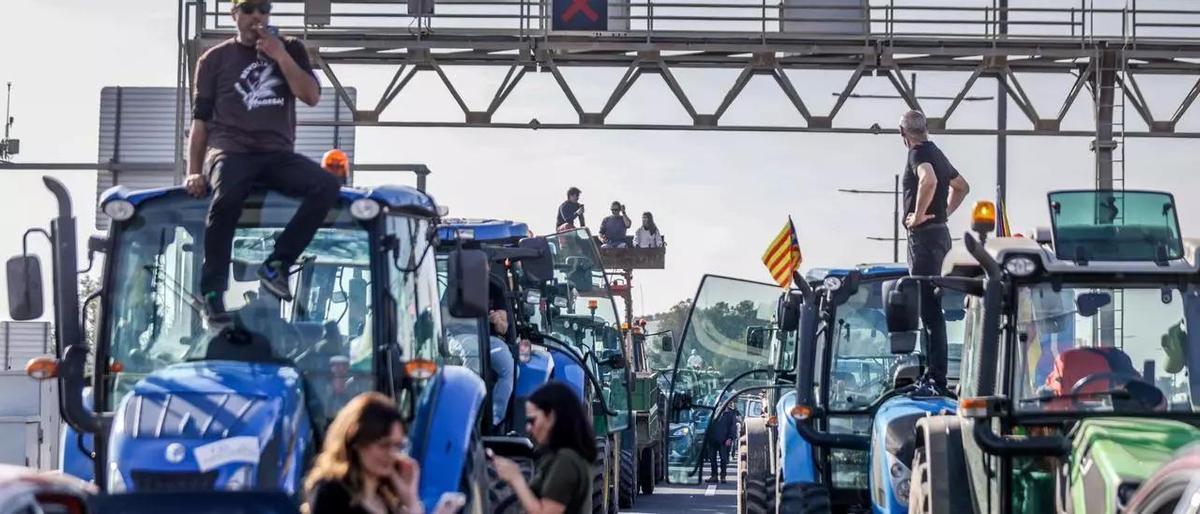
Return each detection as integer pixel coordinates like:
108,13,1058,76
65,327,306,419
4,0,1200,321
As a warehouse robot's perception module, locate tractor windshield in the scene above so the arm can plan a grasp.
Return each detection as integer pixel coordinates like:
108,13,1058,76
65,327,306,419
544,228,630,432
1012,281,1200,415
668,275,781,483
102,192,435,427
825,280,966,411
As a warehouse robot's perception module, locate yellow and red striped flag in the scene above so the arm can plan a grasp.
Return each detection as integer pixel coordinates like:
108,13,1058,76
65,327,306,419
762,217,803,288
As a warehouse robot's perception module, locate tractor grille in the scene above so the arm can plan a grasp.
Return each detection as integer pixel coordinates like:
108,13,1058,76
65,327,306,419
131,470,219,492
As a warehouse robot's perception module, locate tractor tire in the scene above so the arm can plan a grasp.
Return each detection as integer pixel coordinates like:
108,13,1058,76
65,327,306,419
639,446,656,495
743,474,776,514
486,455,532,514
619,449,636,508
779,482,831,514
592,440,610,514
909,447,933,514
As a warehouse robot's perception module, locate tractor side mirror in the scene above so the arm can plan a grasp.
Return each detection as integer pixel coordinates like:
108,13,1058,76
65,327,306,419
447,249,489,318
7,255,44,321
745,327,767,355
659,334,674,352
883,279,920,354
778,291,801,332
518,237,554,284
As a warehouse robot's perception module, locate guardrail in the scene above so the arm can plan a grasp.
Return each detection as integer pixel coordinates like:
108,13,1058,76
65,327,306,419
190,0,1200,43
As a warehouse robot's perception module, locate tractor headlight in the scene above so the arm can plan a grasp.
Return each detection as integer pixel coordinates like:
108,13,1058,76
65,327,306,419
350,198,381,220
107,463,128,493
823,276,843,291
225,465,254,491
1004,256,1038,277
888,454,911,506
103,200,136,222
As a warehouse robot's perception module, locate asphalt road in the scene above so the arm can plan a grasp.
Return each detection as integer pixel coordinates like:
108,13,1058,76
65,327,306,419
623,481,737,514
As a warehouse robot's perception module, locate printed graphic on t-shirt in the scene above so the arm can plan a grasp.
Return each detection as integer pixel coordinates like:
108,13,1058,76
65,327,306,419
235,60,285,111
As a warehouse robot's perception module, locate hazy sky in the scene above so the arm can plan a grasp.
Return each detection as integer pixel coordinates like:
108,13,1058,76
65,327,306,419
4,0,1200,320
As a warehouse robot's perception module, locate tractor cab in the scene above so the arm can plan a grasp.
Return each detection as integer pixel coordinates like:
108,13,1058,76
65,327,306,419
885,191,1200,513
5,180,485,499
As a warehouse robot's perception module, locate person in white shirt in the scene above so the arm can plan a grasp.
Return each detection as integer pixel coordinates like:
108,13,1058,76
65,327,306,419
633,212,665,248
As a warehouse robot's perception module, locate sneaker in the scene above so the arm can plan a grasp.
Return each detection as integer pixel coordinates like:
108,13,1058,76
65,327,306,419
705,477,719,484
203,292,232,330
257,261,293,301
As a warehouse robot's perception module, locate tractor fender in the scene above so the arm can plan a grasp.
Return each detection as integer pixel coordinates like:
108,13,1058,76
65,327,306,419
912,415,974,514
775,391,815,485
409,365,487,509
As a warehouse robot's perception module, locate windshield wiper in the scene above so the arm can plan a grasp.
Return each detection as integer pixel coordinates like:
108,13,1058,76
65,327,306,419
1019,388,1132,404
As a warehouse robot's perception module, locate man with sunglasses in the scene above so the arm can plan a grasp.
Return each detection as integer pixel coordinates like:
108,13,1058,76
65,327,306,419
186,0,338,326
899,109,971,393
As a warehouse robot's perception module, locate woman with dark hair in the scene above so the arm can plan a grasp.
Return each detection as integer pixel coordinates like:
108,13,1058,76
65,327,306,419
634,211,664,248
306,393,462,514
491,382,597,514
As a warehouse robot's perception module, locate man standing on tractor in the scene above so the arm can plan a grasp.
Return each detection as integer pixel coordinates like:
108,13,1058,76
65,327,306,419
185,0,340,326
556,186,586,231
899,109,971,392
599,201,633,248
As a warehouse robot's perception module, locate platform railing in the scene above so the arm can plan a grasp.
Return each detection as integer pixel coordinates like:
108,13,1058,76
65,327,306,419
189,0,1200,44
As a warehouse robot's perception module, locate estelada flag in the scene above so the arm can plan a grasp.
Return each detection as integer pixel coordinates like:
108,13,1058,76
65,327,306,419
762,217,803,288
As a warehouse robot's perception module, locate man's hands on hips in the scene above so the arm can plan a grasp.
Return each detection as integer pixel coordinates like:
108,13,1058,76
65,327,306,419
185,173,208,198
905,212,934,229
255,25,288,61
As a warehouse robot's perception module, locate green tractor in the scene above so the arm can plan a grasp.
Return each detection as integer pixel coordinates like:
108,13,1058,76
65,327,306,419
889,190,1200,513
627,324,675,497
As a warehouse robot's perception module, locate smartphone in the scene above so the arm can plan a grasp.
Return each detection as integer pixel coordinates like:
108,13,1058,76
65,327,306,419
436,492,467,512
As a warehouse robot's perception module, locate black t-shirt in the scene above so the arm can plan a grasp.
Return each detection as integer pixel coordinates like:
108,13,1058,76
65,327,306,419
902,141,960,225
308,480,393,514
556,200,584,227
193,37,316,153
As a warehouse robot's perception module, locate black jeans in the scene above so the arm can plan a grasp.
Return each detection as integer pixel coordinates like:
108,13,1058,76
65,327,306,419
200,150,340,295
707,441,730,480
907,223,952,386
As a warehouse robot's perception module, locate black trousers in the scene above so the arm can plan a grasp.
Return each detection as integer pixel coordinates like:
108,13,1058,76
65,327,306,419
908,224,953,386
200,150,340,295
707,441,730,480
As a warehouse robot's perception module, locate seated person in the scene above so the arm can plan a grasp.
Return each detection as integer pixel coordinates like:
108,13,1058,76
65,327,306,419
599,201,632,248
488,310,517,428
633,212,665,248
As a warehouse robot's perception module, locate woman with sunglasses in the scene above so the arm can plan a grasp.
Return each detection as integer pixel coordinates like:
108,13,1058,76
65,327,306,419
491,382,597,514
305,393,442,514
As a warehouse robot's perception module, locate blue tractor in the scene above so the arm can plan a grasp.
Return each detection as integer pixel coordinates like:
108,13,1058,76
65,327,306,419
774,265,962,514
667,266,962,514
6,178,491,508
431,220,632,514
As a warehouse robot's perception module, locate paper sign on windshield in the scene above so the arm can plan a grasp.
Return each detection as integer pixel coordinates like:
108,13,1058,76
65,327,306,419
194,436,260,472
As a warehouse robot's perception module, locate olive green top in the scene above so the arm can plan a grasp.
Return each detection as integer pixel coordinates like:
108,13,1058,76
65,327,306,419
529,448,592,513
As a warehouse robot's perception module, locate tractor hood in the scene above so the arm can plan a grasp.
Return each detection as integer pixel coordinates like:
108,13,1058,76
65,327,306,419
107,361,310,492
1069,418,1200,513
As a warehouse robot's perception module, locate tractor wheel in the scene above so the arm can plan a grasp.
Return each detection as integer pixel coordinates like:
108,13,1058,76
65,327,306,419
592,439,609,514
486,454,531,514
743,474,775,514
909,447,933,514
619,449,636,508
779,482,831,514
639,446,656,495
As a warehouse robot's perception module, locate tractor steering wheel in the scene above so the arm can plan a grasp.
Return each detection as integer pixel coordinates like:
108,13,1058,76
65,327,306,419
1070,372,1163,410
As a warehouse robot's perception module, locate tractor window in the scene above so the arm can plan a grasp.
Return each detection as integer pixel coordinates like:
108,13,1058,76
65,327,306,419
668,275,781,484
103,192,379,428
827,281,907,411
1014,282,1199,414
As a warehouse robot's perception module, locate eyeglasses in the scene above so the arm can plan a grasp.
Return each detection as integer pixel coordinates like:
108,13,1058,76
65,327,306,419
237,2,272,15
